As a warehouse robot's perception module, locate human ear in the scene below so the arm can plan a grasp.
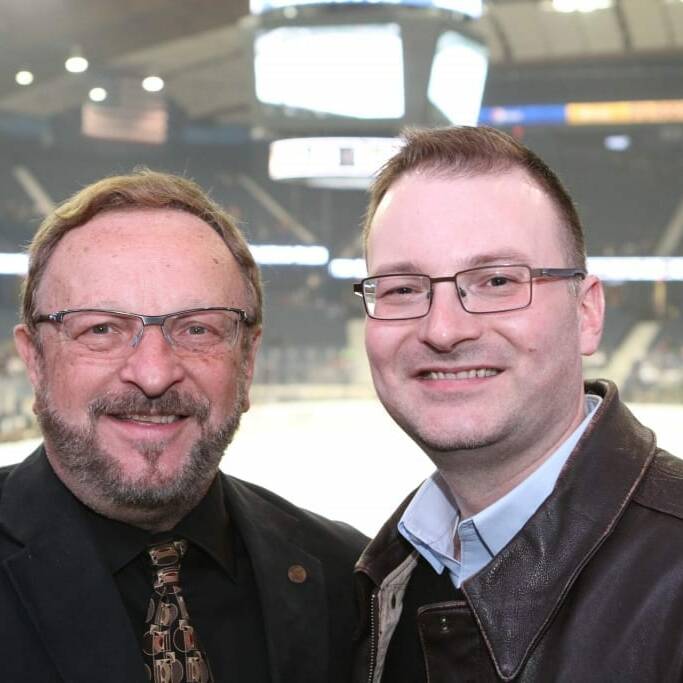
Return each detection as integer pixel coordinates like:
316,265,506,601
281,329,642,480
577,275,605,356
13,324,44,388
239,327,262,412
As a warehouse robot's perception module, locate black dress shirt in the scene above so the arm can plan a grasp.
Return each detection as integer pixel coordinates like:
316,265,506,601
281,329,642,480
83,476,271,682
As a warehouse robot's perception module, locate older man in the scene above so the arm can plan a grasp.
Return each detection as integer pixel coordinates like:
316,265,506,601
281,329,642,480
352,127,683,682
1,170,366,683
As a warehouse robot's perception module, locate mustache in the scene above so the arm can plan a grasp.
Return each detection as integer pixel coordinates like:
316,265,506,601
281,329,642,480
88,389,211,423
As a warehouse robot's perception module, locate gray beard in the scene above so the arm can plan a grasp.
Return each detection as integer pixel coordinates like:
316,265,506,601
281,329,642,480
35,385,245,514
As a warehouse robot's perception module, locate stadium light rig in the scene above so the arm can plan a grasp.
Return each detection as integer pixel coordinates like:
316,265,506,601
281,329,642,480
551,0,613,11
250,0,483,18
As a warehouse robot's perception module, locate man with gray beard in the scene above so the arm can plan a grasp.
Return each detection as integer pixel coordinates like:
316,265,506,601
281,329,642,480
0,169,366,683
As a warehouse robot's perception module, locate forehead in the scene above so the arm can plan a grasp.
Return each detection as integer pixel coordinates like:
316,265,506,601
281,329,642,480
367,168,567,273
38,208,243,311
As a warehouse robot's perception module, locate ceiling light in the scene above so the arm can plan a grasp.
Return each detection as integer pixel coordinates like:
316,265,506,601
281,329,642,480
142,75,164,93
604,134,631,151
65,53,89,73
89,87,107,102
15,70,34,86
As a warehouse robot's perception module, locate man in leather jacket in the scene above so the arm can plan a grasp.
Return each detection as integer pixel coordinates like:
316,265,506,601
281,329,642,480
351,126,683,682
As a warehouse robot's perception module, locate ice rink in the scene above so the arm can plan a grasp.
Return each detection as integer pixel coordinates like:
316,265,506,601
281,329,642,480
1,398,682,537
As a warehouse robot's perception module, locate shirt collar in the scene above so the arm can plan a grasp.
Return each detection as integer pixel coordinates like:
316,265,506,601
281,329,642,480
399,393,602,585
82,474,236,580
473,393,602,558
173,474,235,578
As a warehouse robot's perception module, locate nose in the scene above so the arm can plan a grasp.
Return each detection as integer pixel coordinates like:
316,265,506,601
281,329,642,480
417,282,484,351
118,324,185,397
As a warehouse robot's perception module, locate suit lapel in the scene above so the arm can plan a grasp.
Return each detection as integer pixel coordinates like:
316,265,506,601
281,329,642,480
224,476,328,683
0,449,146,682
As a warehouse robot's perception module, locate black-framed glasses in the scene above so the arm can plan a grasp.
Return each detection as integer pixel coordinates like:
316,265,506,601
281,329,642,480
33,307,253,356
353,265,586,320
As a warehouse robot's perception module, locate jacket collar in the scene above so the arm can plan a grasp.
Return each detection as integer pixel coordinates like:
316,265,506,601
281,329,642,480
355,380,657,680
0,448,147,682
221,475,330,683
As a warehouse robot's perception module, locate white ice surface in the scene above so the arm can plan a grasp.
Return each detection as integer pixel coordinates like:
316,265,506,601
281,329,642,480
1,399,681,536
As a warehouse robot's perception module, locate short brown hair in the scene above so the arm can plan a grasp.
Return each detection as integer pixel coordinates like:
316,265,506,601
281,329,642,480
363,126,586,268
21,168,263,332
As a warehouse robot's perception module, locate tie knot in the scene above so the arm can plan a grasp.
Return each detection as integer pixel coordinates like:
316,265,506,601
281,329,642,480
148,539,188,569
148,540,188,593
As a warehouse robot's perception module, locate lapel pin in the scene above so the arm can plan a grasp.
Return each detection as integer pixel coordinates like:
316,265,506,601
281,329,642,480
287,564,307,584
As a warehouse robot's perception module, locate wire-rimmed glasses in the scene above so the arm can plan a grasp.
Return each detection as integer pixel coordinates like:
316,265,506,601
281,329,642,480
33,307,253,357
353,265,586,320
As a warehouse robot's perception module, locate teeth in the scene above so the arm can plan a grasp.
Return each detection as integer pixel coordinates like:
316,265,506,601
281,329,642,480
124,414,180,424
424,369,499,380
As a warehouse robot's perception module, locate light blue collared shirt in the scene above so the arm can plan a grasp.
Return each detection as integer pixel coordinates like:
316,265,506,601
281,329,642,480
398,394,602,588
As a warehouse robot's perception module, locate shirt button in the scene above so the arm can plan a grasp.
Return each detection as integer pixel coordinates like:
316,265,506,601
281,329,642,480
288,564,308,583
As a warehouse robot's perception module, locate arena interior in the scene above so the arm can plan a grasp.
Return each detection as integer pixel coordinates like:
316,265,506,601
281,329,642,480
0,0,682,533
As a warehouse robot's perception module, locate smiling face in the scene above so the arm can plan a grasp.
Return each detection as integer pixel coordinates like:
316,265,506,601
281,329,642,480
364,168,603,473
14,208,259,529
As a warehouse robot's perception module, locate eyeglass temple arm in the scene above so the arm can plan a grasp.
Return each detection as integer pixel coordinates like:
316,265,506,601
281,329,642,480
33,312,65,324
531,268,587,279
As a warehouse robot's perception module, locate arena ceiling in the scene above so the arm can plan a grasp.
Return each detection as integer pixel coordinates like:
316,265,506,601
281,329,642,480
0,0,682,125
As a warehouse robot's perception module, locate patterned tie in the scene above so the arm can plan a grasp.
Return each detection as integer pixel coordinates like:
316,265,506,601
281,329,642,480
142,539,214,683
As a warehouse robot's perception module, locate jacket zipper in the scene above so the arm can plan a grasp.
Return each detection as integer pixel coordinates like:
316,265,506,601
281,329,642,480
367,590,378,683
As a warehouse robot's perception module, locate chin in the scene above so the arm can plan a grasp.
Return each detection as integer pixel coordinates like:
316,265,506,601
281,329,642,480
415,431,498,454
389,408,491,453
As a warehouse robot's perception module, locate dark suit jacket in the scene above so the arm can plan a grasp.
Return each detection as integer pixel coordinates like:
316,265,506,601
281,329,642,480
0,447,368,682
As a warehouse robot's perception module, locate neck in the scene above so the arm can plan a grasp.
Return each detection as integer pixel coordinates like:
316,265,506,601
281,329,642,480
45,450,212,532
87,500,199,532
430,396,588,519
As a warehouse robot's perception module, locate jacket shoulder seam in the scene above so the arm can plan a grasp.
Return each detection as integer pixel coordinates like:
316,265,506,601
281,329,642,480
632,449,683,520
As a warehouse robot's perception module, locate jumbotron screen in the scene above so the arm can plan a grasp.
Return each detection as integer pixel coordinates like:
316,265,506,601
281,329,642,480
254,24,405,120
254,23,487,126
428,30,488,126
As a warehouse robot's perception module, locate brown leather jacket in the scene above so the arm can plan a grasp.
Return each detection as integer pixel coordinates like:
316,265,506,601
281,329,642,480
353,380,683,682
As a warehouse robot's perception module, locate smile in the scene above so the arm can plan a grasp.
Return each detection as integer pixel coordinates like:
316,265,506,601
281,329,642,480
421,368,500,380
114,414,184,424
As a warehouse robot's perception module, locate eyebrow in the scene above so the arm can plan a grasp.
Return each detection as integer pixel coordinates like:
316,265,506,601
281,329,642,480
61,299,213,313
371,252,532,276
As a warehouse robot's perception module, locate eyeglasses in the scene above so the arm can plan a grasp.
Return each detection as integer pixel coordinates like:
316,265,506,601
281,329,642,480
33,307,253,357
353,265,586,320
